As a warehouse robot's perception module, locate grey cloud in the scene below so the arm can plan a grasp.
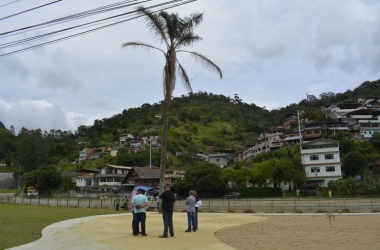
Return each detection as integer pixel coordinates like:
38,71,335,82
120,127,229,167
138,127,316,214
36,50,83,91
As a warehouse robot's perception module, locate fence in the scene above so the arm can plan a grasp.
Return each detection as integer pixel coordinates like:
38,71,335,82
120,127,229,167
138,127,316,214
2,196,380,213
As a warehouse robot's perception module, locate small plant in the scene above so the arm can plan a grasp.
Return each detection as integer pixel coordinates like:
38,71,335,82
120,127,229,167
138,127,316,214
326,213,336,227
260,220,265,234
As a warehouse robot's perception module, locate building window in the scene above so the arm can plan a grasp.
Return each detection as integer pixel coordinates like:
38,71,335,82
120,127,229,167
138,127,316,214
310,155,319,161
311,167,320,173
306,131,312,134
326,166,335,172
325,154,334,160
216,159,220,162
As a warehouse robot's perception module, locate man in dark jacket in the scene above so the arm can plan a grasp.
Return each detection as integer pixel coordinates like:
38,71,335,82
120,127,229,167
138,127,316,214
158,184,176,238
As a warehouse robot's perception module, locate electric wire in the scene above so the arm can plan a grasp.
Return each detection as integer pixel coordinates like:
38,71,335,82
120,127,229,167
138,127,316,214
0,0,62,21
0,0,197,57
0,0,146,37
0,0,150,48
0,0,20,8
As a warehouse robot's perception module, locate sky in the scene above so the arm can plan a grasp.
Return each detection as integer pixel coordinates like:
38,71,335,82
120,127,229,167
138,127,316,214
1,0,380,133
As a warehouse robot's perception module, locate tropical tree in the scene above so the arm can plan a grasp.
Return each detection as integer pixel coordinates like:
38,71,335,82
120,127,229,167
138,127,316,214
122,8,222,194
342,151,368,177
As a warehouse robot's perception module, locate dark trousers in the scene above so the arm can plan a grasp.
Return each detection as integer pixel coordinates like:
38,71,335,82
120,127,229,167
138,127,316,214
187,211,196,230
162,211,174,236
132,211,141,233
133,212,146,234
194,210,198,230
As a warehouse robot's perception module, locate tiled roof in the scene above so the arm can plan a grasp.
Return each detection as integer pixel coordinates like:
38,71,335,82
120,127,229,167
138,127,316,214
76,173,97,179
133,166,160,179
98,165,132,170
62,172,78,178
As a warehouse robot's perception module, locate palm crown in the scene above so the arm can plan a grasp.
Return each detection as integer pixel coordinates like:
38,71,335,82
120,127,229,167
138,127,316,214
122,7,222,195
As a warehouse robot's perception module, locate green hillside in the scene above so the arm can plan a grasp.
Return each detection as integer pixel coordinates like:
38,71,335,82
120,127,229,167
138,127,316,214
2,79,380,174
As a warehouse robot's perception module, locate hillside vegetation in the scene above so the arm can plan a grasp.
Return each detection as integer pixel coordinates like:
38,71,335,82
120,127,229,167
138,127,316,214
1,79,380,175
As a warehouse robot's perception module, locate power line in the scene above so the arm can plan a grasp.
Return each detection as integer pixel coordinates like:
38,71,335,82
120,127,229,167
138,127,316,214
0,0,197,57
0,0,62,21
0,0,147,37
0,0,20,8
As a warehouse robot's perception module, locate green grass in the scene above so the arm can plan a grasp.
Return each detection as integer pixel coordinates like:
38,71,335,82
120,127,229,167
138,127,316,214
0,204,118,249
0,189,20,193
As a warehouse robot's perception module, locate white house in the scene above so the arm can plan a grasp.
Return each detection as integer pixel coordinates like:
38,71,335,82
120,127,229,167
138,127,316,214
97,165,132,191
75,169,99,189
301,138,342,187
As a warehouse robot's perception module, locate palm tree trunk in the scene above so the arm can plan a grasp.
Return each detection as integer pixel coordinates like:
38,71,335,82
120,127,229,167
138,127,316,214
159,106,169,197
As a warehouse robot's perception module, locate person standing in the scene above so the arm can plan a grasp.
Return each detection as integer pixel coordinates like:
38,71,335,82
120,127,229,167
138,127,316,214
193,190,199,230
185,190,196,232
130,190,140,234
156,195,160,212
115,194,120,211
132,189,149,236
123,195,129,210
158,184,176,238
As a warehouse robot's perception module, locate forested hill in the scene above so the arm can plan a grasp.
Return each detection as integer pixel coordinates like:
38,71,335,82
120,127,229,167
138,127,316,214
1,79,380,172
81,79,380,153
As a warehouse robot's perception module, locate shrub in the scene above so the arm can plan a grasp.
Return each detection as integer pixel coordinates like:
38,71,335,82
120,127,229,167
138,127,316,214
225,187,282,197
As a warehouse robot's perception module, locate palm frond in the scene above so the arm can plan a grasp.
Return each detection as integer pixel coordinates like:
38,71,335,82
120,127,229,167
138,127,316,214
183,12,203,29
176,34,202,49
137,7,169,49
178,50,223,79
121,42,165,55
177,61,192,93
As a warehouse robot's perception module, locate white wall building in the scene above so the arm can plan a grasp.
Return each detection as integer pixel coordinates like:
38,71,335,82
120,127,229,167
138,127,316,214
301,138,342,187
97,165,132,190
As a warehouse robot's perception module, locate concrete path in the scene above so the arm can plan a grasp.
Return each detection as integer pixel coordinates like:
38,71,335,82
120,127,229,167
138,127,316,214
8,212,265,250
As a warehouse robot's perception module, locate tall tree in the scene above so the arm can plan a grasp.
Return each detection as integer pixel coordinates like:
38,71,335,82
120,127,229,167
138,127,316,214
122,8,222,194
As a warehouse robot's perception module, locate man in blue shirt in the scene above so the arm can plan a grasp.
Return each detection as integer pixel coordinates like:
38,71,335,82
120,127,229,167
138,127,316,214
132,189,149,236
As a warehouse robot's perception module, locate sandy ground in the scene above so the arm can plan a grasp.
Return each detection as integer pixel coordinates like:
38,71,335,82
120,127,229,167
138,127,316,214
214,214,380,250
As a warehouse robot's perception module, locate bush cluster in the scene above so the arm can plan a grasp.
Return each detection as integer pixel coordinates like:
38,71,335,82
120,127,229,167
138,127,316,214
225,187,282,197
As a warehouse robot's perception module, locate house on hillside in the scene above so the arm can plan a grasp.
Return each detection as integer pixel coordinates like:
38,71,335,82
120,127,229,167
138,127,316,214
97,165,132,191
209,149,238,168
282,113,298,129
121,166,182,189
343,109,380,140
79,147,111,161
119,134,134,145
301,138,342,187
75,169,99,189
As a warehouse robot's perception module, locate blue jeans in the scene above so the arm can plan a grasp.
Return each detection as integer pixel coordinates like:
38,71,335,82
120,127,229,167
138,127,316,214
133,212,146,234
162,211,174,236
187,211,196,230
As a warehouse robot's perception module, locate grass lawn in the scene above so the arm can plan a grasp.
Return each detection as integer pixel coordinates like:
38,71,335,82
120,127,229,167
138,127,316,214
0,204,118,249
0,189,19,194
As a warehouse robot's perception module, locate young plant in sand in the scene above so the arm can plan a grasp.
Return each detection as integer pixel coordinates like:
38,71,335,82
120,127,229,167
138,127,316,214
326,213,336,227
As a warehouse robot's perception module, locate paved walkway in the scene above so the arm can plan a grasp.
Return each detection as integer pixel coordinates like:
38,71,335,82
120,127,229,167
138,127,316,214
8,212,265,250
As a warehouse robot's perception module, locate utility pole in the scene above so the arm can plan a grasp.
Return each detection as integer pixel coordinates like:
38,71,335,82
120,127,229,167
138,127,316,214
149,137,152,169
18,165,21,189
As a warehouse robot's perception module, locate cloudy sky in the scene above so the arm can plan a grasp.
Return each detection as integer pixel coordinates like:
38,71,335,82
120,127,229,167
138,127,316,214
1,0,380,133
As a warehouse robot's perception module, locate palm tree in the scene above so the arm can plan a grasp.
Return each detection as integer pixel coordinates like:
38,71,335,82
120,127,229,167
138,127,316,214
122,7,222,195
